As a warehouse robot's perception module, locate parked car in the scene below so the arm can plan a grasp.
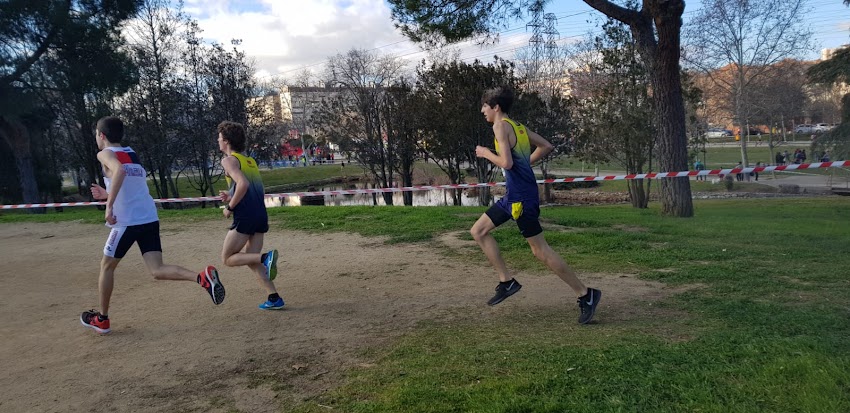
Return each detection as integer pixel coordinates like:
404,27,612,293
794,124,815,134
814,123,832,133
705,128,733,138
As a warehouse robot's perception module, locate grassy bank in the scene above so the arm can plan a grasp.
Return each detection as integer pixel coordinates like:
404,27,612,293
549,144,818,173
271,199,850,412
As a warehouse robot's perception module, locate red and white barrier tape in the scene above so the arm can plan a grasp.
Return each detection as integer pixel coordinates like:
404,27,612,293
3,160,848,209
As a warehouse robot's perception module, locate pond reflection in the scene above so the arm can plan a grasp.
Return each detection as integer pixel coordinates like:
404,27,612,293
264,183,495,207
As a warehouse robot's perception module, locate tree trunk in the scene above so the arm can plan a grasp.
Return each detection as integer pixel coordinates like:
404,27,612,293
15,152,41,204
540,163,553,203
167,174,179,198
477,163,492,206
453,159,462,206
477,186,491,206
381,190,394,205
401,164,413,206
627,179,649,208
738,117,749,168
0,117,41,207
157,166,171,208
643,2,693,217
584,0,693,217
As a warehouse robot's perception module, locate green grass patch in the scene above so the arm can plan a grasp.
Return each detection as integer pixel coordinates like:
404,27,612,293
296,316,850,413
585,179,777,194
277,198,849,412
549,144,812,173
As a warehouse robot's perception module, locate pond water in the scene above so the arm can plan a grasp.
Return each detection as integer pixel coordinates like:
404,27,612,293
263,183,496,207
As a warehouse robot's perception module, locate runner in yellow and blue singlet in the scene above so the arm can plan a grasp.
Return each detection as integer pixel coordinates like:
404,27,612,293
225,152,269,235
486,117,543,238
218,121,283,310
471,86,601,324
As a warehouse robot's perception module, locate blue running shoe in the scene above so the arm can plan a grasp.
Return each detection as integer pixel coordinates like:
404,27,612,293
263,249,279,280
259,297,285,310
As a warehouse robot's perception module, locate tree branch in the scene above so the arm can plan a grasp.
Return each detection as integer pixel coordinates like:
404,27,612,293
1,26,59,87
582,0,641,25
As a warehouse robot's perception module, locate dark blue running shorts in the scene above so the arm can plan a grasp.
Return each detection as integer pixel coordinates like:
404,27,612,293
230,217,269,235
485,198,543,238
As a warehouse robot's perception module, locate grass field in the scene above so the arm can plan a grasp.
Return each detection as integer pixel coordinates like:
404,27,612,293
549,142,818,173
3,198,849,411
557,179,777,194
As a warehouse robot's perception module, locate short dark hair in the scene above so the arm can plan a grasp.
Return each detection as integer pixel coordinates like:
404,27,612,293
218,121,246,152
96,116,124,143
481,86,515,114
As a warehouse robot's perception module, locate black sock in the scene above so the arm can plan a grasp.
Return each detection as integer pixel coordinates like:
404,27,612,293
261,253,268,262
268,293,280,302
500,279,514,285
98,314,108,321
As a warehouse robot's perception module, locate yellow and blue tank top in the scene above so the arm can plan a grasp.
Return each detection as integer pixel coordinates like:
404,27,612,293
494,118,538,203
225,152,267,219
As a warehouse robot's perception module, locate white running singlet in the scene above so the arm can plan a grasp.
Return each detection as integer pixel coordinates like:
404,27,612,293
102,146,159,227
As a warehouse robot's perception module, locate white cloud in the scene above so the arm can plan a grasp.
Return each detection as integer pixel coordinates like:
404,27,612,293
187,0,416,79
184,0,543,82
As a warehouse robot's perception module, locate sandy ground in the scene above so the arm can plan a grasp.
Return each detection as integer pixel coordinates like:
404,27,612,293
0,220,681,413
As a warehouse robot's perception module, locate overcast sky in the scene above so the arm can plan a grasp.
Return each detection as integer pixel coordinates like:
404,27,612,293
183,0,850,82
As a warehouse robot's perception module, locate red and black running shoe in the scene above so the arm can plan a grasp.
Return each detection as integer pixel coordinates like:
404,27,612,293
199,266,226,305
80,310,111,334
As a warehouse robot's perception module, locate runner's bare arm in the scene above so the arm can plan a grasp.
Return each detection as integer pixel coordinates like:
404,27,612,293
221,156,248,208
475,122,514,169
96,150,124,225
527,130,554,164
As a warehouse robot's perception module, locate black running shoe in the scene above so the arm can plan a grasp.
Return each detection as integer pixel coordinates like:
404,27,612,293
577,288,601,324
487,279,522,306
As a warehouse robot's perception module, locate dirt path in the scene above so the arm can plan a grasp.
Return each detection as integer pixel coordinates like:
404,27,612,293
0,221,679,412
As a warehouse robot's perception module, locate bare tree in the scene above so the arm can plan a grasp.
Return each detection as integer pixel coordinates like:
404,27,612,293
122,0,186,199
320,48,405,205
748,60,808,163
382,81,421,206
173,19,221,199
685,0,813,167
569,20,656,208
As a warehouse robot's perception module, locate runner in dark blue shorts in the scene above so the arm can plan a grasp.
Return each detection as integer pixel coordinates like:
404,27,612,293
218,121,284,310
470,86,602,324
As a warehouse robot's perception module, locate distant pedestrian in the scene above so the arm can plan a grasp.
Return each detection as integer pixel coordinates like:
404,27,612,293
694,160,706,181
